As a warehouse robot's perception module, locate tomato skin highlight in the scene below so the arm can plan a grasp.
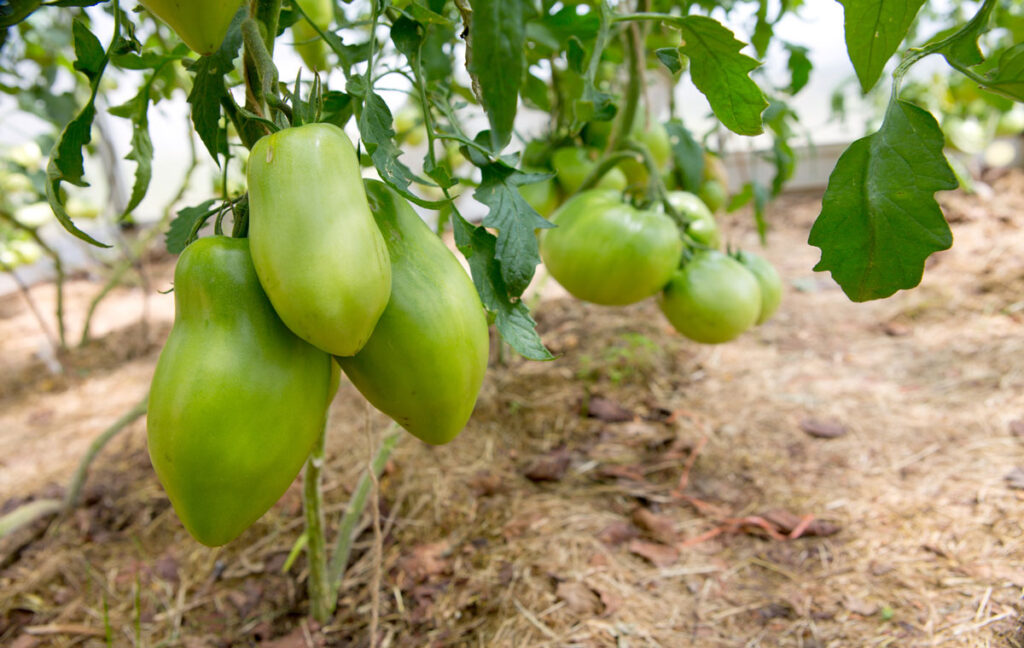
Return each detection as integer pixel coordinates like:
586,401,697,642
147,236,334,546
336,181,489,445
734,250,782,324
540,189,683,306
658,250,761,344
247,123,391,357
138,0,243,56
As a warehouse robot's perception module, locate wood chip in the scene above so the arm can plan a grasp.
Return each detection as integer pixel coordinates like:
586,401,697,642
627,539,679,567
799,418,847,439
597,520,639,546
555,581,602,616
843,597,878,617
631,508,677,544
1005,467,1024,490
1009,419,1024,438
761,509,841,537
587,397,634,422
468,470,503,496
398,541,451,585
523,448,571,482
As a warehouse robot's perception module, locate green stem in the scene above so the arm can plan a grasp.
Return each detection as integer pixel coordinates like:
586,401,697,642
606,20,643,155
326,426,401,598
304,422,331,623
576,150,635,193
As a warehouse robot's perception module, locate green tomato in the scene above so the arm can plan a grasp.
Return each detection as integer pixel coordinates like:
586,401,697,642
666,191,719,249
552,147,628,194
698,178,727,214
541,189,683,306
138,0,243,56
734,250,782,325
292,0,333,70
247,123,392,356
147,236,334,546
337,182,490,445
518,175,561,218
996,106,1024,137
658,250,761,344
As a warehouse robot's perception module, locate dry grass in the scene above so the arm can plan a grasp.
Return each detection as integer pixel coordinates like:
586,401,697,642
2,172,1024,647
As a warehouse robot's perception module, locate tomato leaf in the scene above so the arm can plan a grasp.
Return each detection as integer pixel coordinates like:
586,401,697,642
452,213,553,361
675,16,767,136
981,44,1024,102
808,100,957,302
165,199,219,254
464,0,528,151
186,7,244,163
474,164,553,297
838,0,926,93
355,89,418,191
784,43,812,95
665,120,703,193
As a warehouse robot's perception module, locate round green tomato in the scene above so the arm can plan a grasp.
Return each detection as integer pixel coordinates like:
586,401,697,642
666,191,719,249
148,237,334,546
247,123,392,356
658,250,761,344
552,147,627,194
519,176,561,218
734,250,782,325
541,189,683,306
698,178,727,214
138,0,243,56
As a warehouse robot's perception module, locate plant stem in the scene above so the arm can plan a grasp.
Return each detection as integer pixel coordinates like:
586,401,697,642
326,426,401,600
0,211,67,351
303,423,331,623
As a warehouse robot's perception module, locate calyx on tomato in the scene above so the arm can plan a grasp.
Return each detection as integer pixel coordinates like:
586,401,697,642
247,123,392,357
138,0,243,56
658,249,761,344
336,181,490,445
540,189,683,306
147,236,334,546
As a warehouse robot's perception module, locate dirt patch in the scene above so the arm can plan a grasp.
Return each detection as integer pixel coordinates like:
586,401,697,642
2,173,1024,646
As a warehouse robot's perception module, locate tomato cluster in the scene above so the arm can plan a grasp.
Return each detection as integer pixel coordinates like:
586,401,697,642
148,124,489,546
535,122,783,345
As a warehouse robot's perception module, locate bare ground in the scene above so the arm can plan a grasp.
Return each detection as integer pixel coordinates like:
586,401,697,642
1,171,1024,647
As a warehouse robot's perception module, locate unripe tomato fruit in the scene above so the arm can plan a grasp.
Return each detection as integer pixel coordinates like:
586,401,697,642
138,0,243,56
658,250,761,344
519,176,561,218
552,147,627,194
292,0,333,70
247,123,392,356
734,250,782,324
665,191,720,249
541,189,683,306
147,236,334,546
337,182,490,445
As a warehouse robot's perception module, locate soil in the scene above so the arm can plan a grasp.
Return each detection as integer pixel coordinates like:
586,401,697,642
1,171,1024,647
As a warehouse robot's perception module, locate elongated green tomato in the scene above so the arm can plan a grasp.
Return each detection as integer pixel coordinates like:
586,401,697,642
666,191,720,249
147,237,334,546
138,0,243,56
248,123,391,356
337,181,489,445
552,147,627,194
540,190,683,306
734,250,782,324
292,0,333,70
658,250,761,344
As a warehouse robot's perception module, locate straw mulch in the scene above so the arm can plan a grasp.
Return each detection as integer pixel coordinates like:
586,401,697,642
2,171,1023,647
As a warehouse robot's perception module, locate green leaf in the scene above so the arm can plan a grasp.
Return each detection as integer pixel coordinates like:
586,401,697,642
982,43,1024,102
466,0,526,151
727,180,769,242
70,20,105,80
109,81,155,217
676,16,767,136
935,0,994,69
451,213,553,361
665,120,703,192
186,8,244,162
838,0,926,93
784,43,811,95
356,89,418,191
474,164,553,297
808,100,957,302
655,47,683,75
0,0,42,27
522,71,551,111
165,199,218,254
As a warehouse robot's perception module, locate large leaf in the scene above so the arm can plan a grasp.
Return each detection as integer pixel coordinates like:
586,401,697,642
465,0,526,151
451,213,553,361
676,16,767,136
186,8,244,162
838,0,926,93
808,100,957,301
474,165,553,297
